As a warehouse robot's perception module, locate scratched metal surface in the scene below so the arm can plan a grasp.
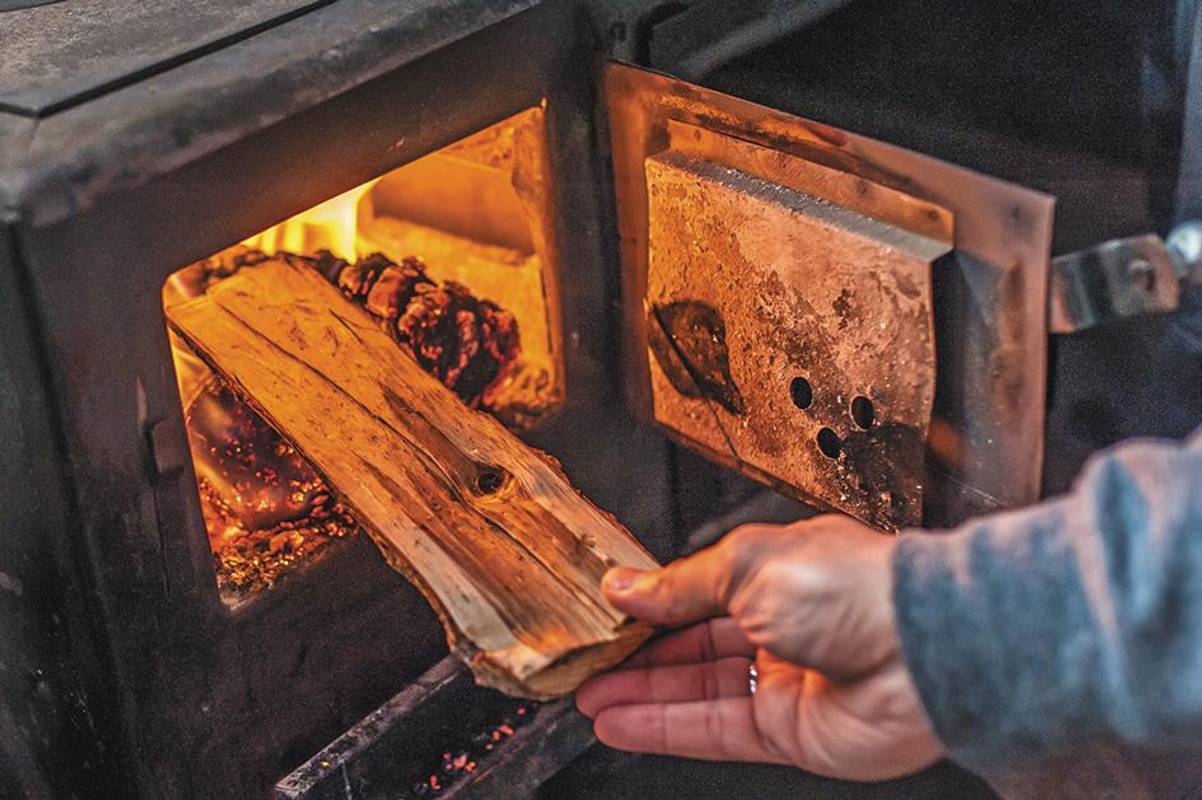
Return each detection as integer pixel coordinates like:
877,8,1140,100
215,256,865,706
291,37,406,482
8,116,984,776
0,0,540,226
605,62,1055,527
644,150,947,529
0,0,332,116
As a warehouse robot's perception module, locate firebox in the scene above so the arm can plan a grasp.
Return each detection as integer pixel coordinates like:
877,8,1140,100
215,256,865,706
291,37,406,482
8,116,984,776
161,106,567,605
1,0,1178,798
1,4,650,797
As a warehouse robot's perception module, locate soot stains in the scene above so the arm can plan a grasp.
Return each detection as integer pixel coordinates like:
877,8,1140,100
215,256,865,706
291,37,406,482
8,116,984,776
837,422,926,529
647,301,746,416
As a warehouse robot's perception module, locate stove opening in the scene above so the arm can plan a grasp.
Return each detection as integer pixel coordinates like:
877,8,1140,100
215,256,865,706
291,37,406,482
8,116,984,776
161,106,564,606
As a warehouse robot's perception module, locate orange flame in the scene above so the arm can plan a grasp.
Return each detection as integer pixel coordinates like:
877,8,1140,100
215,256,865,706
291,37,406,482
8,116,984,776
242,179,377,261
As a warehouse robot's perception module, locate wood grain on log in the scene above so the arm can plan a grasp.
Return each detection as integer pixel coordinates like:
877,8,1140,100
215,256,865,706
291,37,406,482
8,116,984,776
166,257,657,698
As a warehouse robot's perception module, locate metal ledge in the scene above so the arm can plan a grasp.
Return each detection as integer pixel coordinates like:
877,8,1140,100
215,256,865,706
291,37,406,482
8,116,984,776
0,0,540,227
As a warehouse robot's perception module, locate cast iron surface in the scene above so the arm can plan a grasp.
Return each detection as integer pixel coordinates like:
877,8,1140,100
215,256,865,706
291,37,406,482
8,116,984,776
585,0,853,81
0,0,541,226
0,1,65,12
275,657,594,800
640,144,946,529
692,0,1189,509
0,226,116,798
0,0,335,116
604,62,1055,526
0,1,683,797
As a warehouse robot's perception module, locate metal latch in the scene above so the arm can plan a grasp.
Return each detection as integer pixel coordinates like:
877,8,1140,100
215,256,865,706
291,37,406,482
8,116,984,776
1049,221,1202,334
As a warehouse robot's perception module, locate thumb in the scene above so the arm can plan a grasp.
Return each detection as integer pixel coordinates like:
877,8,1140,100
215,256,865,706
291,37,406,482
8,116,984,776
602,527,762,626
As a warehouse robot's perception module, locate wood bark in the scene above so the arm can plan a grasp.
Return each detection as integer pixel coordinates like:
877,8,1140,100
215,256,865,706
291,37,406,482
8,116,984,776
166,256,657,698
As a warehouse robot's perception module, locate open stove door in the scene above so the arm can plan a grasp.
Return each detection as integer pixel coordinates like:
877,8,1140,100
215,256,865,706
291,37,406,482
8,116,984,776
603,62,1055,529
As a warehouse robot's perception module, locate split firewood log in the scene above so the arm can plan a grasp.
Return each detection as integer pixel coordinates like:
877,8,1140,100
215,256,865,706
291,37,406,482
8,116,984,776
166,255,658,698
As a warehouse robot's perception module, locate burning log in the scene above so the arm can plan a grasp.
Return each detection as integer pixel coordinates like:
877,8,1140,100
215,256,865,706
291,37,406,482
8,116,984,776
184,246,522,410
166,255,657,698
319,250,521,409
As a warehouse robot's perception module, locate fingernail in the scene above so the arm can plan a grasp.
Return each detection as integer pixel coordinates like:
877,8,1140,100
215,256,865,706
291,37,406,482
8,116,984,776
603,567,643,594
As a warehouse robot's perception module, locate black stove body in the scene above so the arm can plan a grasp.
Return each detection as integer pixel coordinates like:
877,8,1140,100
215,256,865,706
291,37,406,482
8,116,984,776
0,1,1189,799
0,3,691,797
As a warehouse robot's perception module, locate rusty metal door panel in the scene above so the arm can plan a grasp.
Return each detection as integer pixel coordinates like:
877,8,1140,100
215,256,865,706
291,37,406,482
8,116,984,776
644,149,947,529
604,62,1055,527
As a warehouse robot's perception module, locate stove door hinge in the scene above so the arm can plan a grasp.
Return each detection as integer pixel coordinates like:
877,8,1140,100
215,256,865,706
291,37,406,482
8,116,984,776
1049,221,1202,334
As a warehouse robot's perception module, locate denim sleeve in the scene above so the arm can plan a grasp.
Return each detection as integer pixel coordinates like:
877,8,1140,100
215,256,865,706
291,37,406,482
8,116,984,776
893,428,1202,774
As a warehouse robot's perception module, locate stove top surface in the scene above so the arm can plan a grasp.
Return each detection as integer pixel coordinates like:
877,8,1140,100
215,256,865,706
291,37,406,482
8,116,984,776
0,0,543,227
0,0,332,116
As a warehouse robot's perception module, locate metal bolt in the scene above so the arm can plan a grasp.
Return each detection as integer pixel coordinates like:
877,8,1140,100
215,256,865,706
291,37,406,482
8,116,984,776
1128,258,1157,292
1168,221,1202,284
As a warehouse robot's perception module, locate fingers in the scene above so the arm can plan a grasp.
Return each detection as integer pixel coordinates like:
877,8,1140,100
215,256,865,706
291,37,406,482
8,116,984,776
593,699,789,764
602,525,769,627
577,657,752,718
621,618,753,669
601,545,729,626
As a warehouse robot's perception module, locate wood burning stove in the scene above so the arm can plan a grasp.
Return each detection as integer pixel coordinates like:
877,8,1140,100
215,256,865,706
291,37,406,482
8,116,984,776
162,106,568,607
2,1,1169,798
1,3,684,797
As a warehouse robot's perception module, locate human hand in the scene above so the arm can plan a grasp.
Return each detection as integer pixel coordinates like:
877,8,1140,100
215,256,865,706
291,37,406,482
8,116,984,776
576,515,943,781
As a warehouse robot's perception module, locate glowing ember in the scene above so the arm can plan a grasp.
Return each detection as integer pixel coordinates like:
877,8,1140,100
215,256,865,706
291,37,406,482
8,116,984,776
322,249,520,408
409,701,537,798
186,377,359,596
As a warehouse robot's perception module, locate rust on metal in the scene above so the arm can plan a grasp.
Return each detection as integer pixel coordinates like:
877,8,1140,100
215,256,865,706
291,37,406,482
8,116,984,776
604,61,1055,525
666,120,955,243
645,150,947,529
